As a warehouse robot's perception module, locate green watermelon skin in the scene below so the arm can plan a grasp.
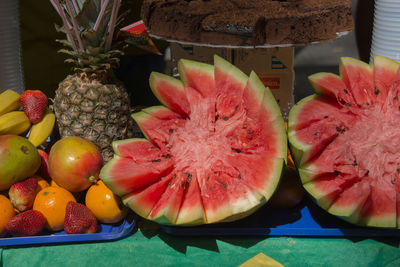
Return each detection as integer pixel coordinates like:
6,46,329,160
100,55,287,226
288,55,400,228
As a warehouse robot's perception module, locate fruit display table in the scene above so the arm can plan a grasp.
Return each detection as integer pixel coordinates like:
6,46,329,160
1,222,400,267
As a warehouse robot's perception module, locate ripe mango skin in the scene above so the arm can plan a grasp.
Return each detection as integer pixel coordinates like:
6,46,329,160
0,135,41,190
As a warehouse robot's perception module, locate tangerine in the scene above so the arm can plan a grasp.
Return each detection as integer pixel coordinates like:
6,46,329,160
33,186,76,231
85,181,128,224
0,195,16,236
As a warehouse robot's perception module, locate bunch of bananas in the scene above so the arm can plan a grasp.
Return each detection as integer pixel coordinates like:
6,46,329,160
0,90,55,147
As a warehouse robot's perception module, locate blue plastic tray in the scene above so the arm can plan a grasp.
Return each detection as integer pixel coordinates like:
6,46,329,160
0,213,136,247
160,197,400,237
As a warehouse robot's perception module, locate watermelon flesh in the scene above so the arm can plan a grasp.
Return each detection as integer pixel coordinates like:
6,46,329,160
100,55,287,225
288,55,400,228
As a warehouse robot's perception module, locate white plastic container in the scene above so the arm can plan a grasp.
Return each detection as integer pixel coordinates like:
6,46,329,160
0,0,25,93
370,0,400,62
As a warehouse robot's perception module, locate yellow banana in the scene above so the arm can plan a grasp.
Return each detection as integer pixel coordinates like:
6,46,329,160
0,89,21,116
0,111,31,135
28,108,55,147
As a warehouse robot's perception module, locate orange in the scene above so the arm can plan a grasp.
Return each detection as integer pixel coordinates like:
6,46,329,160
33,175,50,193
0,195,16,236
50,179,60,187
33,186,76,231
85,181,128,224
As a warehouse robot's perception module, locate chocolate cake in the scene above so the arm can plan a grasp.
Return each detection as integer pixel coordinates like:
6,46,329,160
141,0,354,46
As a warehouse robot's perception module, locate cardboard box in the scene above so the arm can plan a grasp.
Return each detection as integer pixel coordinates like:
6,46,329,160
232,47,294,119
170,43,233,78
170,43,294,119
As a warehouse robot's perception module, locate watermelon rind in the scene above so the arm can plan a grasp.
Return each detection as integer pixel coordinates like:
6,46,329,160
131,111,153,141
149,72,189,115
289,55,400,229
99,155,128,196
214,55,249,87
287,94,318,166
339,57,374,106
178,59,214,97
101,55,287,226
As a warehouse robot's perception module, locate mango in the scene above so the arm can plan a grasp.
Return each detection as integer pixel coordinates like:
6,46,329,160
0,135,41,190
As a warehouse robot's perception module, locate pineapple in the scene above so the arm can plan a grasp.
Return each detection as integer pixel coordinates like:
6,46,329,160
50,0,135,161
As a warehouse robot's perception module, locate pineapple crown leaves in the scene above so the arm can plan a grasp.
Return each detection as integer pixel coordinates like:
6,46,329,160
51,0,127,75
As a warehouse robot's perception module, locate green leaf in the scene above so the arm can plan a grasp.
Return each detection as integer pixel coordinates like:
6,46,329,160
82,30,101,47
76,0,101,29
58,48,79,57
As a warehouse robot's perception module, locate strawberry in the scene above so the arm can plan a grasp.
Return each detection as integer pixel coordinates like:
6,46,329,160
20,90,48,124
6,210,46,237
37,149,50,179
64,201,98,234
9,177,38,212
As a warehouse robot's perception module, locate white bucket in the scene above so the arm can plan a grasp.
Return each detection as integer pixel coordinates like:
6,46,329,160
0,0,25,93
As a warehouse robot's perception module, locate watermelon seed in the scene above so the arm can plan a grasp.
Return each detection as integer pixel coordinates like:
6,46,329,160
223,117,229,121
336,126,345,133
324,116,328,119
207,176,210,181
232,148,242,153
173,174,177,178
314,132,320,136
344,89,348,94
374,88,380,95
181,182,186,188
345,103,352,107
237,173,242,179
169,129,174,133
351,160,357,166
162,154,171,159
391,178,396,185
151,159,161,163
243,124,248,129
184,172,192,183
365,170,369,177
247,130,254,135
395,95,399,101
334,170,340,176
397,167,400,175
168,181,172,186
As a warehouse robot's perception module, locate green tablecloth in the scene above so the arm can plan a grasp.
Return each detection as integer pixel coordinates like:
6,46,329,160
1,222,400,267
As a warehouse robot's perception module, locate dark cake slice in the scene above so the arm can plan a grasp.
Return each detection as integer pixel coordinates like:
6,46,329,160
141,0,354,46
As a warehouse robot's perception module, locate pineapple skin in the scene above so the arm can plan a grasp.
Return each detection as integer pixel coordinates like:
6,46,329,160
53,74,135,162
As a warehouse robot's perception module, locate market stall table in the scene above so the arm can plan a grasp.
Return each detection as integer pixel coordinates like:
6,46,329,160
1,220,400,266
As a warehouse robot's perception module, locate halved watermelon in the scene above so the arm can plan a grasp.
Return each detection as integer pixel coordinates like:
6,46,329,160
288,55,400,228
100,55,287,226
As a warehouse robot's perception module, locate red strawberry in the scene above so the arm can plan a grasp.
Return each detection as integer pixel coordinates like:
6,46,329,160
64,201,98,234
6,210,46,237
20,90,48,124
37,149,50,179
9,177,38,212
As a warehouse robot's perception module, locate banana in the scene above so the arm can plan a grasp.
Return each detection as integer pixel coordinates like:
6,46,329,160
28,108,55,147
0,111,31,135
0,89,21,116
